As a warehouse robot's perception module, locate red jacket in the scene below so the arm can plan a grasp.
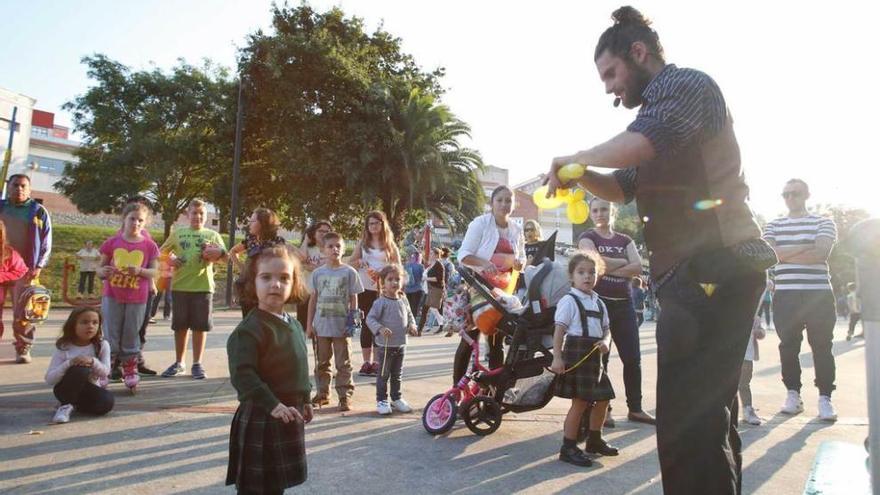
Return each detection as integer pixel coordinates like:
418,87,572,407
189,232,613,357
0,248,28,284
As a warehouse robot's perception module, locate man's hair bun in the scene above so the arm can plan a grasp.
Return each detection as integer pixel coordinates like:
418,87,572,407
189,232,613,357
612,6,651,28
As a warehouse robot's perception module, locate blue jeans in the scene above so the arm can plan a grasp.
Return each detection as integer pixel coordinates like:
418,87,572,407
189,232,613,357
375,345,405,402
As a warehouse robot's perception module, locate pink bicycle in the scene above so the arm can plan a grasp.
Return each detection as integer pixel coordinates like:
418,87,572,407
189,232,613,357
422,329,507,435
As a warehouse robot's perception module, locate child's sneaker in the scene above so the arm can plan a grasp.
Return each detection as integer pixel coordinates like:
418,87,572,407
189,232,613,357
377,400,392,415
780,390,804,415
818,395,837,422
391,398,413,413
742,406,762,425
52,404,74,424
161,362,185,378
339,398,352,412
191,363,207,380
358,363,373,377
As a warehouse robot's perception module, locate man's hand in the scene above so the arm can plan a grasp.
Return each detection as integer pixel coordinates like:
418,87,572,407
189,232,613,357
545,155,577,197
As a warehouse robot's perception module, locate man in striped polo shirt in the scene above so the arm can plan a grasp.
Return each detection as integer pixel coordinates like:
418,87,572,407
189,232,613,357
764,178,838,421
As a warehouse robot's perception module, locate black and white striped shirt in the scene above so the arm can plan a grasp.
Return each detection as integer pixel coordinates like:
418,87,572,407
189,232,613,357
764,215,836,291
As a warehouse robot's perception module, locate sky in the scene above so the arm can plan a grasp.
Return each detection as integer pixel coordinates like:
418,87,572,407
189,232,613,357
2,1,877,219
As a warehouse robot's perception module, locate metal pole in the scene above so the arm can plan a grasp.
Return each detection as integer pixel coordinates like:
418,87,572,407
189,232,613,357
225,79,244,308
1,106,18,200
848,219,880,494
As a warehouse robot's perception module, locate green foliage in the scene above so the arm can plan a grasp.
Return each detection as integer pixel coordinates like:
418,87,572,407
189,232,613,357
237,4,482,237
812,204,872,292
58,55,236,237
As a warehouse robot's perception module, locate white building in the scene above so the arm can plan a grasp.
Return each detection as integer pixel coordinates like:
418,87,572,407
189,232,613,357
0,87,36,195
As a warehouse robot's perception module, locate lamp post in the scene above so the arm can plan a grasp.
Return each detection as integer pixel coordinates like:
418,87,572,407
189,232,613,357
225,78,244,308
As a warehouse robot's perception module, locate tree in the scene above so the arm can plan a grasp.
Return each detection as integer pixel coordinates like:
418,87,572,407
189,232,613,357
57,55,235,237
236,4,480,237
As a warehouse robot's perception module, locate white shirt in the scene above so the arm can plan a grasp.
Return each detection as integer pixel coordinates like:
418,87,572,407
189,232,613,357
458,213,526,267
554,288,609,338
45,340,112,387
76,248,101,272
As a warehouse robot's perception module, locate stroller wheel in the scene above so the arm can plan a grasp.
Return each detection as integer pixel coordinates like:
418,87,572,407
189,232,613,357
462,395,502,436
423,393,458,435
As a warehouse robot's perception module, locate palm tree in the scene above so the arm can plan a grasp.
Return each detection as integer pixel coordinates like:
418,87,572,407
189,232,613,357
356,87,485,236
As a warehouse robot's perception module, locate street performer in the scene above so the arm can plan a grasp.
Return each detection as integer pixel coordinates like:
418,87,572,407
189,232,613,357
545,6,776,494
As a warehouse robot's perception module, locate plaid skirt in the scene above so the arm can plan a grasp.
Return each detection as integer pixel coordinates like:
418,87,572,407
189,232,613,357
227,401,307,493
555,336,615,402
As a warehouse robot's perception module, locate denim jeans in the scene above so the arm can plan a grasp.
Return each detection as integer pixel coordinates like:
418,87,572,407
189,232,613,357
601,297,644,412
375,345,405,402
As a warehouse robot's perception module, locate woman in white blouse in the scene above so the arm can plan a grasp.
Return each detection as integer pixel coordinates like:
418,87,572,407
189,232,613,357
453,185,526,384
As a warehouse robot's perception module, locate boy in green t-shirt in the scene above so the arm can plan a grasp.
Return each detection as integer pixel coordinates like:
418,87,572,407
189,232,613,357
159,199,227,379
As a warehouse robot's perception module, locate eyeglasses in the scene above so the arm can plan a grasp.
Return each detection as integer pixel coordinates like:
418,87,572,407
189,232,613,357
781,191,803,199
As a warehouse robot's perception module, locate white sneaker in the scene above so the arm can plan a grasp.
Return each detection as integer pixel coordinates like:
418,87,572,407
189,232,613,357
377,400,392,415
780,390,804,415
742,406,762,426
818,395,837,422
391,398,413,413
52,404,74,424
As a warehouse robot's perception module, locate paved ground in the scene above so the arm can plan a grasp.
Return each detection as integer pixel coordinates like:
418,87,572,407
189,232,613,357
0,310,870,494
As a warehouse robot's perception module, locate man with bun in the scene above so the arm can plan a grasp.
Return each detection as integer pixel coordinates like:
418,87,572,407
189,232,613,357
546,6,775,494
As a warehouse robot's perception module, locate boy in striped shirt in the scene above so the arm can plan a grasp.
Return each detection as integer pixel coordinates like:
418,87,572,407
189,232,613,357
764,179,838,422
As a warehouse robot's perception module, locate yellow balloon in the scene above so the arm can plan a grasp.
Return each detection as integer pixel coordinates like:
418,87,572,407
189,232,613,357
532,185,565,209
556,188,570,198
558,163,586,182
572,189,586,201
567,200,589,224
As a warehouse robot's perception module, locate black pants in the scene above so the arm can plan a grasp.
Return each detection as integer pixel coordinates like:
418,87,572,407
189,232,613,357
635,310,644,328
773,290,836,396
78,272,96,294
655,263,765,495
150,289,172,319
53,366,114,415
600,297,643,412
849,312,862,336
405,291,424,321
359,290,378,350
140,290,157,345
758,299,772,327
452,329,504,385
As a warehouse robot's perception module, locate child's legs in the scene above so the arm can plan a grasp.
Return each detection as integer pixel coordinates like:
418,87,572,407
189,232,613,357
739,360,754,407
389,347,405,401
590,400,610,431
375,345,390,402
173,330,190,364
103,296,125,358
849,313,861,335
563,398,591,440
333,337,354,399
359,290,378,362
315,337,333,397
53,366,92,405
75,382,115,415
192,331,207,363
120,303,146,361
360,329,374,363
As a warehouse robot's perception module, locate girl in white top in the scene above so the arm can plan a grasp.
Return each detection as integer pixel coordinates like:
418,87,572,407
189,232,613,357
45,307,114,424
452,186,526,385
348,211,401,376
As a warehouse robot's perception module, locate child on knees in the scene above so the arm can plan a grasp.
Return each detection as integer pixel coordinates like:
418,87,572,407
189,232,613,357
368,265,418,415
550,252,618,467
98,203,159,390
306,232,364,411
226,245,313,493
740,315,766,425
45,308,115,423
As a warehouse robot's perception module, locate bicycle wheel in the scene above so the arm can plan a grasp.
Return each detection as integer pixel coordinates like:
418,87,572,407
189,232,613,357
422,393,458,435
